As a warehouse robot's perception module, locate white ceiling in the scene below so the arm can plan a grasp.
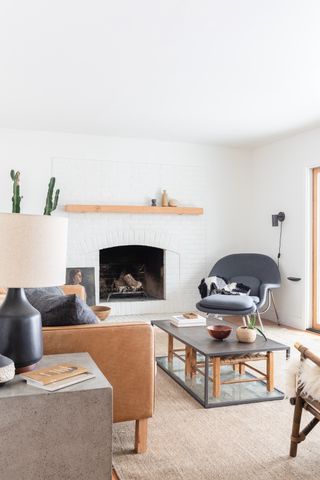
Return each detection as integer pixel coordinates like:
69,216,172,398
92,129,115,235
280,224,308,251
1,0,320,146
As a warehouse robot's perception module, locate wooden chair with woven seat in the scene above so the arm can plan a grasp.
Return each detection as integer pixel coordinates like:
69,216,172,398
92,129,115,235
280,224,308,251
290,342,320,457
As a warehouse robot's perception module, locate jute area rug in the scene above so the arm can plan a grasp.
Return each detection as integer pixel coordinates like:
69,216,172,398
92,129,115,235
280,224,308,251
113,325,320,480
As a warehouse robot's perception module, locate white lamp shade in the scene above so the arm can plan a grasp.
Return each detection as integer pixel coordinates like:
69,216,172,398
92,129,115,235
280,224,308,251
0,213,68,288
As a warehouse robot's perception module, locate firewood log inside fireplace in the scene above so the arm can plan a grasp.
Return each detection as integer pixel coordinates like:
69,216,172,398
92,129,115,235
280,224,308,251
123,273,143,291
112,273,143,292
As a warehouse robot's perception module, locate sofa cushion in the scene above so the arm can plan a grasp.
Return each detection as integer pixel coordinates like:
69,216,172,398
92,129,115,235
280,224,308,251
25,290,98,327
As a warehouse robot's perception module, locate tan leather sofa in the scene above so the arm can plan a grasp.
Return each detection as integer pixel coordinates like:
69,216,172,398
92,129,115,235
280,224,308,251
41,285,155,453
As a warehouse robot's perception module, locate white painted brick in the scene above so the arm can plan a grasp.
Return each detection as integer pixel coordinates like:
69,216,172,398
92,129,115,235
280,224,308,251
54,157,220,314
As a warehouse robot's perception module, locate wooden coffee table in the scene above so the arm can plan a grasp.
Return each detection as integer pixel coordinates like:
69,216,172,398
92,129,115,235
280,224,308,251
152,318,289,408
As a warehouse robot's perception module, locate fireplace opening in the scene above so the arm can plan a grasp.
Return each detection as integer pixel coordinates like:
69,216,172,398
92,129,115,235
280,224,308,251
99,245,164,302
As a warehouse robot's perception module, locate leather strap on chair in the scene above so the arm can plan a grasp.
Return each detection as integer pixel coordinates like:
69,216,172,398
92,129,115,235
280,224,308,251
290,433,306,444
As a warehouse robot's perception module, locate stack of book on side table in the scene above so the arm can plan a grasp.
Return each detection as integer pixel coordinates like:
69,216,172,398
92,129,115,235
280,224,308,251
21,364,95,392
170,312,207,327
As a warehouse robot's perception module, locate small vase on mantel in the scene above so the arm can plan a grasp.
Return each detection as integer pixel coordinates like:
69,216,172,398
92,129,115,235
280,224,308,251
162,190,168,207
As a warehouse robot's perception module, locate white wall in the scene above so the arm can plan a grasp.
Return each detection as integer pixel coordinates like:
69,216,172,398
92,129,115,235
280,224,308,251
251,128,320,329
0,129,250,314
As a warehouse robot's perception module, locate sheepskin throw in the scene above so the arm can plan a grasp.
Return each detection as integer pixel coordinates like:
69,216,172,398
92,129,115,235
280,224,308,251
198,276,251,299
198,276,227,298
297,359,320,401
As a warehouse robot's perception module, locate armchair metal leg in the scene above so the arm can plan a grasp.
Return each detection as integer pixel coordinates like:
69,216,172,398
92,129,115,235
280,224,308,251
256,310,264,331
270,290,280,325
242,316,247,326
209,313,223,322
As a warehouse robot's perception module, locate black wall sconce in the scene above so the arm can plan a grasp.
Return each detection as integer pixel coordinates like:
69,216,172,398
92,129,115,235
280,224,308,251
272,211,286,227
272,211,285,266
271,213,302,281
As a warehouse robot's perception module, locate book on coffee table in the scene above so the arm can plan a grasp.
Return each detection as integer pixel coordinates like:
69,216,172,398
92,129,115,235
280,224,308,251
171,314,207,327
21,363,95,391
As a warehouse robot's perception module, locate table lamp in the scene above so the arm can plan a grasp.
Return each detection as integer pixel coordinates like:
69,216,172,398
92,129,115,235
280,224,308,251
0,213,68,373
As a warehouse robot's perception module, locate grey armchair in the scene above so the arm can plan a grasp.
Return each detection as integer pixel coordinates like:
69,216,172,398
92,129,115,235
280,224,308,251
196,253,281,329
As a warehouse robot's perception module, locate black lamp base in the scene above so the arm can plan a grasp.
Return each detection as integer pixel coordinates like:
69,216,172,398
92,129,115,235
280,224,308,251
0,288,43,373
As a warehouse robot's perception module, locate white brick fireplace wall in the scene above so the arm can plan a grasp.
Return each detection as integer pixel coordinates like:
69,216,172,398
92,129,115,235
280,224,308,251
66,214,203,315
53,156,208,315
51,141,250,315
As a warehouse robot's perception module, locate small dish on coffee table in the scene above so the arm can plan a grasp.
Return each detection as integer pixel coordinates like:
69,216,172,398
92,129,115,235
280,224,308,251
207,325,232,340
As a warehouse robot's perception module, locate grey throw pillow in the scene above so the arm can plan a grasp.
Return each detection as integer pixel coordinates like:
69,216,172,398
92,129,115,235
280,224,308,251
25,286,64,297
25,290,98,326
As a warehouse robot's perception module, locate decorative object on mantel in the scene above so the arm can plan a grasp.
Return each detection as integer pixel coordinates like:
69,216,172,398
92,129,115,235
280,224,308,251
64,204,203,215
0,213,68,373
44,177,60,215
168,199,178,207
236,315,267,343
161,189,168,207
0,354,15,385
151,199,157,206
91,305,111,321
10,170,23,213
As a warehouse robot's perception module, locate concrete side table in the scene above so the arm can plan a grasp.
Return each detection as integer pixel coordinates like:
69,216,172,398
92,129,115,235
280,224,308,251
0,352,112,480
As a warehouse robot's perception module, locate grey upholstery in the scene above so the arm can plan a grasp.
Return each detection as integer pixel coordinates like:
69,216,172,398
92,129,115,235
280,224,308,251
197,253,280,315
199,293,255,315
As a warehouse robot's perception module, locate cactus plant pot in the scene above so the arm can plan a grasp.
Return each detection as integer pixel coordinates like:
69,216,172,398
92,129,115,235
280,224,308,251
236,326,257,343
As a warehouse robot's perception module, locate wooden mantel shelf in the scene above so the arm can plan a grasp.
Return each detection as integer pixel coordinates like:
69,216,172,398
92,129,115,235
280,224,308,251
64,204,203,215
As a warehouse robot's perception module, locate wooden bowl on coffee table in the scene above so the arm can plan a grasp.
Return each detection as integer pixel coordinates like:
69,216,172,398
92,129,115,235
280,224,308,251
207,325,232,341
91,305,111,321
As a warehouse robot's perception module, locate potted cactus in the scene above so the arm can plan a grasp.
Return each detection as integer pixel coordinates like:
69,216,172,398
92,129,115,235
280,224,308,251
8,171,61,215
10,170,22,213
236,314,267,343
43,177,60,215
